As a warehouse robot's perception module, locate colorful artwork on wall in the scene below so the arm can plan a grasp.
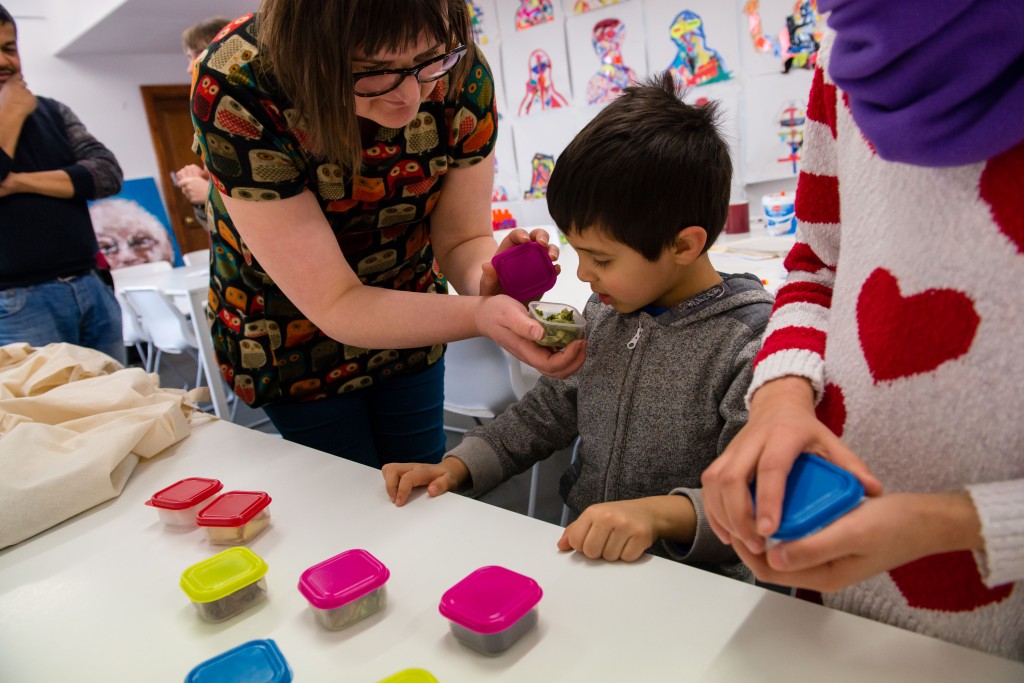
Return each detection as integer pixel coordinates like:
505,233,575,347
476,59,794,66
89,177,183,269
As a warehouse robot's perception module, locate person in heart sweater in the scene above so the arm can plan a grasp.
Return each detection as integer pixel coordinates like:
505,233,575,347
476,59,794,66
701,0,1024,661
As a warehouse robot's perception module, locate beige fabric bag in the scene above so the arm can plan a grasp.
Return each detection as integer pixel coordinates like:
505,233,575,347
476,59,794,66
0,343,213,549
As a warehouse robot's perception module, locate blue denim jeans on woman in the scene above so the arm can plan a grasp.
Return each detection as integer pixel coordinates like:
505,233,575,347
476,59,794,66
0,272,125,364
263,358,446,468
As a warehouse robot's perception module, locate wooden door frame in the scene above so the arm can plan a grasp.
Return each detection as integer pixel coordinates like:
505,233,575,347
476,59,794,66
139,84,195,256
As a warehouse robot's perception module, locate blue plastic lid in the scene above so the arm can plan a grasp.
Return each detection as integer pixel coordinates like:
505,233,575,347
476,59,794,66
491,242,557,303
185,639,292,683
754,453,864,541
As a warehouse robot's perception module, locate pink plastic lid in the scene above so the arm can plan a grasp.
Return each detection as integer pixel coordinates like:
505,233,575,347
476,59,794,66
298,549,390,610
196,491,271,527
490,242,557,303
145,477,223,510
438,566,542,634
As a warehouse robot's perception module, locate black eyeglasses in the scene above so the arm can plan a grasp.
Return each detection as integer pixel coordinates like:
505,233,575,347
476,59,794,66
352,45,467,97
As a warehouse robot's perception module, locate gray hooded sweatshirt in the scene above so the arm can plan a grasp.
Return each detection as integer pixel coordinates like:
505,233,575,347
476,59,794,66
449,273,774,577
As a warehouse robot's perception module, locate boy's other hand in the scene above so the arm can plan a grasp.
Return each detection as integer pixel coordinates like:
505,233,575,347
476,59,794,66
557,496,695,562
701,376,882,556
482,227,562,296
382,457,469,507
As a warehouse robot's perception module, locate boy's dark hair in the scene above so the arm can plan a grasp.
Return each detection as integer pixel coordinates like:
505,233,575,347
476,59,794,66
0,4,15,33
546,72,732,260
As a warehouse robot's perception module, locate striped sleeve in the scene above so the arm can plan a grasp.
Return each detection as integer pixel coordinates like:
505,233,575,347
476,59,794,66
747,32,842,406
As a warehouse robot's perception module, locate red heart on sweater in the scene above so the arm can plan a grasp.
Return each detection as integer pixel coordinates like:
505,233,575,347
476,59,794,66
890,550,1013,612
856,269,979,383
815,383,846,437
979,140,1024,254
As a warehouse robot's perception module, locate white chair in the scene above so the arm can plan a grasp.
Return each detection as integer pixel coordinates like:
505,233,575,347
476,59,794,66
181,249,210,267
111,260,173,280
121,286,202,390
444,338,548,518
118,294,153,370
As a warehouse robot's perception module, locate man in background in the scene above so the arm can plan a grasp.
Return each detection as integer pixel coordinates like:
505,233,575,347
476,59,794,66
0,4,125,362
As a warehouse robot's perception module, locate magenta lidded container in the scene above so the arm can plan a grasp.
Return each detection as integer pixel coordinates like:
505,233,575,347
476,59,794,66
298,549,390,630
145,477,223,527
196,490,272,545
439,565,542,655
490,241,557,303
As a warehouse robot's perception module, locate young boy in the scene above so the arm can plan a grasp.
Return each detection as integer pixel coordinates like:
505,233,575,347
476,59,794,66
383,72,773,577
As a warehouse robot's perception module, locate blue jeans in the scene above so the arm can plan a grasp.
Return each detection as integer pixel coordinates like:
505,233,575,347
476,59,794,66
263,358,446,468
0,272,126,364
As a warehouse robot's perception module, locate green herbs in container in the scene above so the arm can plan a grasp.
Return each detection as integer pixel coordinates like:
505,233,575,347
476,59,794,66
528,301,586,349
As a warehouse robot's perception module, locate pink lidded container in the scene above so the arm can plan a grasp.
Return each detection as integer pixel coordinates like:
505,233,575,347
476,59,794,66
196,491,272,545
145,477,223,527
438,565,543,655
298,549,390,630
490,241,557,303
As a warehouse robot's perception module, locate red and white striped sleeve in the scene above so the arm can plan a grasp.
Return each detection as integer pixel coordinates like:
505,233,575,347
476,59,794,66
747,31,841,405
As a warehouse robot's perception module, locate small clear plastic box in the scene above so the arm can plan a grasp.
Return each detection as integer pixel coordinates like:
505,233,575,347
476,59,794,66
491,241,557,302
439,565,543,655
180,547,269,623
298,549,390,630
196,490,272,545
145,477,223,527
528,301,586,349
185,639,292,682
754,452,865,545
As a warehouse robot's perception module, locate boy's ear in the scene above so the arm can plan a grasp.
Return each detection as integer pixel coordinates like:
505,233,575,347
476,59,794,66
671,226,708,264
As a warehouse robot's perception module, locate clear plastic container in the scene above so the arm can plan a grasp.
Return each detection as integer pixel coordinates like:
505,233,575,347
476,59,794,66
753,452,865,544
491,241,557,302
439,565,543,655
196,490,272,544
185,638,292,682
377,669,439,683
528,301,586,349
298,549,390,630
145,477,223,527
180,547,269,623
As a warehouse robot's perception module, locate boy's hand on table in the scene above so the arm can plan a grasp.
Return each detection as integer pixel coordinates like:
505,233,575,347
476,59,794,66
732,491,983,592
557,496,696,562
382,457,469,507
701,376,882,556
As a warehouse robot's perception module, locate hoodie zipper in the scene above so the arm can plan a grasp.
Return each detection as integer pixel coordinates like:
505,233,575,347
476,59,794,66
626,321,643,349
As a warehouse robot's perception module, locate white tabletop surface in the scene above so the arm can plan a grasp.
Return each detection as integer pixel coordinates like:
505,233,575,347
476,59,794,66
1,420,1021,682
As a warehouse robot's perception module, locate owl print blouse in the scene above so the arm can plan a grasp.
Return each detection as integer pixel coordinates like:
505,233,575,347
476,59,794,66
190,14,498,408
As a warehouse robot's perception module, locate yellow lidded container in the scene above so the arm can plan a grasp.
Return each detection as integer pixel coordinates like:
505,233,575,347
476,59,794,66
180,547,269,622
377,669,439,683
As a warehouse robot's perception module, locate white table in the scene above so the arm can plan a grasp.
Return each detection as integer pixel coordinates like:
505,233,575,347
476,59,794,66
113,264,231,420
1,421,1020,681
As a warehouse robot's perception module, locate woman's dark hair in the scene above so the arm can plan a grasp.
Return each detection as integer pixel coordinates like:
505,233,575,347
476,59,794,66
547,72,733,260
258,0,472,172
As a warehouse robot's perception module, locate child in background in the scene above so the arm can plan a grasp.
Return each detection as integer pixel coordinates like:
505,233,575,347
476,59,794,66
383,72,773,577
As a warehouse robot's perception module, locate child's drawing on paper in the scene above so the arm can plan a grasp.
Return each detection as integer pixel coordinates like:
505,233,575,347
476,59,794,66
516,0,555,30
467,0,489,44
519,49,570,115
572,0,621,14
492,155,509,201
586,18,638,105
744,0,823,73
666,10,732,87
776,100,806,173
523,153,555,199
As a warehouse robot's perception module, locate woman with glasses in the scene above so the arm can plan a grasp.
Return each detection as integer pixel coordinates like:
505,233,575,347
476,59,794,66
189,0,585,467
